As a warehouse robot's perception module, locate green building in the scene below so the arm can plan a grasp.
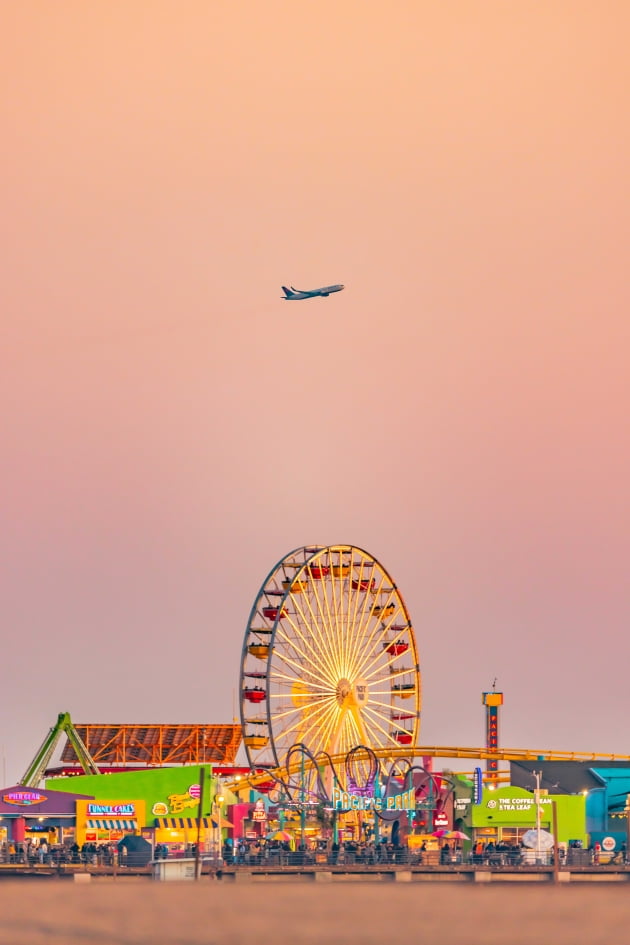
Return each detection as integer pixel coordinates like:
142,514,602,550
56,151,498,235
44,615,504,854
472,785,587,847
46,767,235,851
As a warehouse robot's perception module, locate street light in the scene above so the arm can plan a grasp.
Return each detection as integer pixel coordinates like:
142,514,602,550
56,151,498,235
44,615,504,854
533,769,542,864
212,793,225,861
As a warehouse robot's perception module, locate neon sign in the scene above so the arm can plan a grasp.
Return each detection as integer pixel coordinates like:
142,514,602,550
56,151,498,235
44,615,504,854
473,767,483,805
87,803,135,816
487,706,498,768
3,791,47,806
332,787,415,812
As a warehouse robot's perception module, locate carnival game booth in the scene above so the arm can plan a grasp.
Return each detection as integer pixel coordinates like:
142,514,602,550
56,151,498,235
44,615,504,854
0,785,95,849
471,786,587,863
47,766,236,855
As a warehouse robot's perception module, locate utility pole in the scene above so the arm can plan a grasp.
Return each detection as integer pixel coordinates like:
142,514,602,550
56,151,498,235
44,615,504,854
195,767,205,880
300,751,306,852
534,769,542,864
552,799,560,883
373,768,380,847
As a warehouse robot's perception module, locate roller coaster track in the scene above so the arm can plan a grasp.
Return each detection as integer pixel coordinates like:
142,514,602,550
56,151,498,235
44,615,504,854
226,744,630,792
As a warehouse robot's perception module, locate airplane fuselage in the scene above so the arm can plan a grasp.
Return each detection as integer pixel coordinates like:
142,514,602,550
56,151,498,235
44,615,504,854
281,284,345,300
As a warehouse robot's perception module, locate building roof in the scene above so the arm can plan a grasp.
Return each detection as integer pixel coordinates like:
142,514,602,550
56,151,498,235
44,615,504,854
60,723,242,766
510,760,630,797
0,784,94,816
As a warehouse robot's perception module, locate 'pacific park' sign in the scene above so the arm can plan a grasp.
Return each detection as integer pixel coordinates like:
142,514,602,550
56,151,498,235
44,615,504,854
332,787,415,812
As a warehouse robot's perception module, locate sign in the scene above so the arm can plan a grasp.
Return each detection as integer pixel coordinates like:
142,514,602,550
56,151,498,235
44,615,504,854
488,796,552,813
252,800,267,822
332,786,415,812
602,836,616,852
434,811,449,828
353,678,368,705
168,791,197,814
87,803,135,816
188,783,201,800
486,705,499,776
473,767,483,805
3,791,47,806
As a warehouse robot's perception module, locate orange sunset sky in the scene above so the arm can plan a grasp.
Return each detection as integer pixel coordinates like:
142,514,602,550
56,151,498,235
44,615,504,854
2,2,629,780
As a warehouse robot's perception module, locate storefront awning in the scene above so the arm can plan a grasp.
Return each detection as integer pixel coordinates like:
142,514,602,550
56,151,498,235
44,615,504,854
86,819,138,830
155,817,212,829
155,817,232,830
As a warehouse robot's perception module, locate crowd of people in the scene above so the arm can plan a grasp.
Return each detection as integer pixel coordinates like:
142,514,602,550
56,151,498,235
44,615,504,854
0,835,627,869
0,839,120,866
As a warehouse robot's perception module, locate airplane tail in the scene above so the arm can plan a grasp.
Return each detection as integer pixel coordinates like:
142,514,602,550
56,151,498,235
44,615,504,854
281,286,294,298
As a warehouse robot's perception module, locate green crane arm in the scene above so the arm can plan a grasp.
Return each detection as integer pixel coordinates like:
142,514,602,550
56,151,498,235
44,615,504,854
19,712,100,786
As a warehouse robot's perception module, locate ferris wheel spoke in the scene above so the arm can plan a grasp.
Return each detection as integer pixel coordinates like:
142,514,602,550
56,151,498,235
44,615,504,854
280,607,337,679
288,590,341,683
332,547,353,667
343,550,370,678
365,697,404,715
269,671,335,696
315,705,341,755
361,655,410,683
353,622,402,676
272,706,335,754
332,712,349,757
282,698,339,752
271,691,336,717
344,567,392,680
328,554,346,679
268,699,327,725
347,598,401,681
346,711,363,750
269,694,333,730
340,549,358,669
343,563,379,675
356,622,411,675
360,705,402,748
361,701,397,730
301,561,343,679
270,645,336,690
314,553,347,670
382,666,415,682
276,614,338,684
294,591,335,674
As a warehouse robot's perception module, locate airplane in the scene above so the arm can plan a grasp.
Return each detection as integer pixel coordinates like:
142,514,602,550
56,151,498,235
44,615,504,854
281,283,345,300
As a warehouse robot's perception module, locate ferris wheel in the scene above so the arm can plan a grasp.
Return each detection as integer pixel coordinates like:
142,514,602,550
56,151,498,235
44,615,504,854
239,545,421,770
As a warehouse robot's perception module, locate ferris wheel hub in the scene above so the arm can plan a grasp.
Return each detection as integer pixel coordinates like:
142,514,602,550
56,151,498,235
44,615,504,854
336,678,352,706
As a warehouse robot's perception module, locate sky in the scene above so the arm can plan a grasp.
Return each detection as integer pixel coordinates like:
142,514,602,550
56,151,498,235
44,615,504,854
2,1,629,784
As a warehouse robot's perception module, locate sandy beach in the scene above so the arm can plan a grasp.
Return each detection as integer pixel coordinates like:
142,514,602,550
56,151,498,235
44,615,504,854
0,880,629,945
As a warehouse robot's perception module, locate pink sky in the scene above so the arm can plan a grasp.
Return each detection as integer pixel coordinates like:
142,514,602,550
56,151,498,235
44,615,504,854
2,2,629,781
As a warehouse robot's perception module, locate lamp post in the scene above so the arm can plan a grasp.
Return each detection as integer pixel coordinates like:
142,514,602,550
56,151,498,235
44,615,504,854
534,769,542,864
195,767,206,880
212,791,225,862
300,751,306,851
